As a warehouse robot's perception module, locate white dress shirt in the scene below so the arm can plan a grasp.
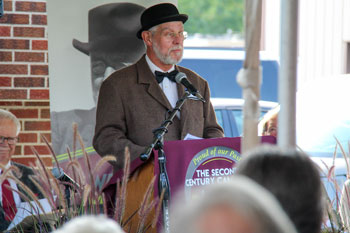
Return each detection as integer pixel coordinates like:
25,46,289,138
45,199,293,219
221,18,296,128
145,55,180,118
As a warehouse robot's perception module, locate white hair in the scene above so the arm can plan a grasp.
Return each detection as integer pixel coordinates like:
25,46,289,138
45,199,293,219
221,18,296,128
53,215,125,233
0,108,21,136
148,25,159,34
141,25,158,47
258,104,280,135
169,175,298,233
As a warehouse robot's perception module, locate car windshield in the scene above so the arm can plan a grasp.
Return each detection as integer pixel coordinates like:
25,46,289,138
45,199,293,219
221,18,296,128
297,118,350,156
296,78,350,158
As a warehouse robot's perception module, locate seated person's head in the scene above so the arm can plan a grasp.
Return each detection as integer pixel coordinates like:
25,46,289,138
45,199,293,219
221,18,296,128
235,145,324,233
259,105,279,137
169,175,297,233
0,109,20,166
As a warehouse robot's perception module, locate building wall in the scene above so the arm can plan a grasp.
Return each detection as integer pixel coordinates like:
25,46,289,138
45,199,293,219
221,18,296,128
0,0,51,167
264,0,350,87
298,0,346,84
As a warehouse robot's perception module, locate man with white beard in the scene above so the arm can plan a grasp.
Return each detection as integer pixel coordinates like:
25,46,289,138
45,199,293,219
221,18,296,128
93,3,223,232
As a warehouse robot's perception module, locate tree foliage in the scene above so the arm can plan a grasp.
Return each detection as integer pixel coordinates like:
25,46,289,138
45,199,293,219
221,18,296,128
178,0,244,35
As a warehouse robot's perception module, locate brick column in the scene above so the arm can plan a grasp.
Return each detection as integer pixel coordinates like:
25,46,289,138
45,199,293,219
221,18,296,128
0,0,52,167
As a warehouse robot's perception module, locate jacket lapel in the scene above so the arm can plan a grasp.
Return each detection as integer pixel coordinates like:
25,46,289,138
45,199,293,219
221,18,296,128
135,57,191,139
137,56,172,110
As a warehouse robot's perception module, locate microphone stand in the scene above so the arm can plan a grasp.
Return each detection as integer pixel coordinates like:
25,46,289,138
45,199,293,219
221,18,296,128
140,91,204,233
140,91,193,161
155,139,171,233
64,184,71,209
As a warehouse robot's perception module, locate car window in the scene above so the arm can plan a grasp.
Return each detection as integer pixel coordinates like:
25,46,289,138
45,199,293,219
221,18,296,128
229,110,243,136
229,110,268,136
215,110,224,129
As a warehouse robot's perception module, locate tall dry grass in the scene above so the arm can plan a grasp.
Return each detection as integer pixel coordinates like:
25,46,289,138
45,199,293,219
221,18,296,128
1,125,161,232
321,139,350,233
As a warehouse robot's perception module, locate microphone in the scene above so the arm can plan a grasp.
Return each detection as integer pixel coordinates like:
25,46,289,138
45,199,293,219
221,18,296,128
175,72,206,102
52,167,80,189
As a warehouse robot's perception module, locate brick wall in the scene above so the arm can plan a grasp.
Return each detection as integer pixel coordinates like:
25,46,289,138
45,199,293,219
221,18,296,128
0,0,52,167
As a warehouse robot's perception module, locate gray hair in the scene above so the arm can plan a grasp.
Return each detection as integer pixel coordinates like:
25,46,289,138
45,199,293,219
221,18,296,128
141,25,159,48
169,175,297,233
53,215,125,233
148,25,159,34
0,109,21,136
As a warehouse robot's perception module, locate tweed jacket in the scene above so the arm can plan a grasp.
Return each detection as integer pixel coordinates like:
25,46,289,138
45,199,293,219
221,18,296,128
93,55,224,171
0,162,44,231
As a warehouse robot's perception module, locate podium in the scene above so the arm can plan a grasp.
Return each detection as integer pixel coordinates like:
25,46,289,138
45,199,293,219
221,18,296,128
153,136,276,202
104,136,276,232
150,136,276,231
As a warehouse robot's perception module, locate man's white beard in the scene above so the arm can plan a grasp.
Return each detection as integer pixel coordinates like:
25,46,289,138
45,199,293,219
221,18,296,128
153,42,183,65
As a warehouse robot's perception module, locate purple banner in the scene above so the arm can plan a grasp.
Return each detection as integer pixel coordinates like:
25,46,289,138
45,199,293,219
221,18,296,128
154,136,276,200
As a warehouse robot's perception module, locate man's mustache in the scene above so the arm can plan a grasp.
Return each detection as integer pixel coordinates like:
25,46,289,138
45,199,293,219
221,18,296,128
169,45,183,53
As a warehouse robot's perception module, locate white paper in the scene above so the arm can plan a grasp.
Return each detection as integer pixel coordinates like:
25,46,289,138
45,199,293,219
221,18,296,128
184,133,203,140
7,198,52,230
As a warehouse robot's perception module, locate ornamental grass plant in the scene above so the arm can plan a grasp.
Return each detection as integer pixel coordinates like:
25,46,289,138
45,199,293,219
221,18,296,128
320,138,350,233
1,124,161,233
9,125,350,233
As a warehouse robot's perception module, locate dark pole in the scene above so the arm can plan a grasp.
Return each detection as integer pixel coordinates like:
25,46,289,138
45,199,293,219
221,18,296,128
140,92,192,161
156,141,171,233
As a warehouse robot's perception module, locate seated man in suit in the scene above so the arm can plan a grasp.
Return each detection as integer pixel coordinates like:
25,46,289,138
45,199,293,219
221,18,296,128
0,109,45,231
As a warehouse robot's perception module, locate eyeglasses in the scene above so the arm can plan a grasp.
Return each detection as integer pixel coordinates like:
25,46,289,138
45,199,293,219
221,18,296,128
0,136,19,145
162,31,188,41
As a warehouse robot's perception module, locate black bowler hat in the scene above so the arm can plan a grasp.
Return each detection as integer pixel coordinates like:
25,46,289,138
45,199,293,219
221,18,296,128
73,3,145,55
136,3,188,39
